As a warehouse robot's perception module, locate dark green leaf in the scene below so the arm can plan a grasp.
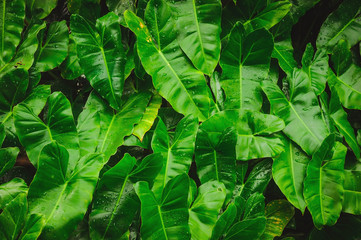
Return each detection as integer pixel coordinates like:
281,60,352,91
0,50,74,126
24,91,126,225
71,13,125,110
304,135,346,229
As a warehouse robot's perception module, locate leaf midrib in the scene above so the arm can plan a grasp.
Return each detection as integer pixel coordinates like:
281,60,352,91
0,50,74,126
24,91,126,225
102,175,129,239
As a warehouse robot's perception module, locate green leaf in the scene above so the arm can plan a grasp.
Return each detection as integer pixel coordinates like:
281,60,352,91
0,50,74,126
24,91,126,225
330,39,352,76
272,42,298,76
124,8,211,121
134,174,191,240
189,181,226,240
83,91,151,162
210,201,238,240
220,23,273,111
303,135,346,229
195,125,237,202
316,0,361,51
14,92,79,170
133,93,162,141
243,1,292,32
0,177,28,210
272,136,308,213
301,44,328,95
0,68,28,115
60,34,83,80
197,110,284,161
328,65,361,110
0,0,25,66
27,142,104,240
0,147,19,177
224,217,266,240
172,0,222,75
221,1,291,38
106,0,135,25
0,193,27,240
151,115,198,199
89,153,162,240
237,159,273,200
32,20,69,73
262,69,329,155
0,20,46,73
261,199,295,240
26,0,57,19
23,85,51,116
329,90,360,158
242,193,265,220
210,71,225,111
18,214,46,240
76,107,100,157
71,13,125,111
343,165,361,215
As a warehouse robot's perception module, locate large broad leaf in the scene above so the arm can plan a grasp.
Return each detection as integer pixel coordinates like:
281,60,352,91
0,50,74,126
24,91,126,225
60,34,83,80
0,146,19,177
234,159,273,200
197,110,284,161
71,12,125,111
151,115,198,199
220,23,273,111
0,178,28,210
89,153,162,240
26,0,57,19
330,39,352,76
301,44,328,95
221,0,291,38
0,0,25,66
316,0,361,51
27,142,104,240
171,0,221,75
224,217,266,240
0,20,46,73
309,215,361,240
0,69,28,117
134,174,191,240
262,69,329,155
133,93,162,141
272,135,309,213
0,193,27,240
14,92,79,170
33,20,69,72
343,163,361,215
272,41,298,76
82,91,151,162
124,6,211,121
18,214,46,240
210,200,238,240
189,181,226,240
195,125,237,202
329,90,360,158
106,0,135,25
328,65,361,110
29,20,69,88
303,135,346,229
261,199,295,240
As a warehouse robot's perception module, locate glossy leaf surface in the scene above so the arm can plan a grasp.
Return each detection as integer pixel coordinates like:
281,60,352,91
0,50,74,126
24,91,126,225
220,23,273,111
89,153,162,240
27,142,103,240
262,69,329,155
135,174,191,240
172,0,222,75
272,136,308,213
124,7,211,121
71,13,125,110
304,136,346,229
151,115,198,199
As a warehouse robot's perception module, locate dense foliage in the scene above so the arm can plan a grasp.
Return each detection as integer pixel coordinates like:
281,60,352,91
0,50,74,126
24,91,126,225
1,0,361,239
